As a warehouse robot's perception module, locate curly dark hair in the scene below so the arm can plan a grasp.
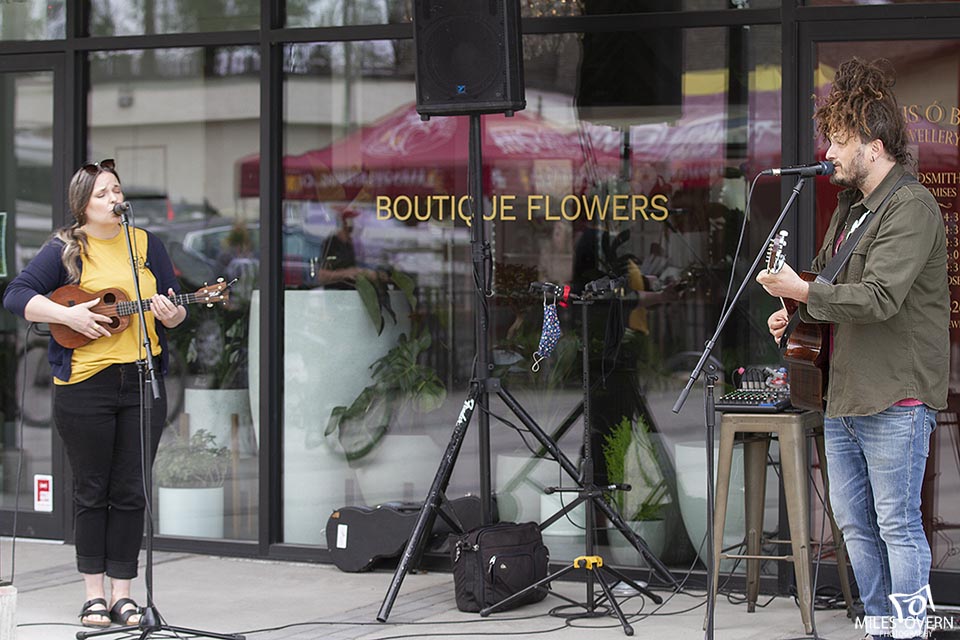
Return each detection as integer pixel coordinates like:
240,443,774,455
813,57,911,166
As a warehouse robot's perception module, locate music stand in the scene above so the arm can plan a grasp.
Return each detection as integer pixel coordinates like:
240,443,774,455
78,210,243,640
377,114,679,626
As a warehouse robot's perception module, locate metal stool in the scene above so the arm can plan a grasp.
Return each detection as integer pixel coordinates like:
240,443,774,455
706,411,855,633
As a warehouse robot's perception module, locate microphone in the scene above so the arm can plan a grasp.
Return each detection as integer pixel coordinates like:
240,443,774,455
112,202,130,215
760,161,834,177
529,281,565,297
584,274,627,294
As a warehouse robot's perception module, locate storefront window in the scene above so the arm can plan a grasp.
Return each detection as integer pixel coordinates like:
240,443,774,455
88,47,261,541
0,70,55,511
276,23,785,569
87,1,258,36
283,0,781,27
0,1,65,40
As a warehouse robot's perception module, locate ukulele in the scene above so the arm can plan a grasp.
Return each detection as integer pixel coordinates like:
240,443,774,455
765,231,829,411
48,278,234,349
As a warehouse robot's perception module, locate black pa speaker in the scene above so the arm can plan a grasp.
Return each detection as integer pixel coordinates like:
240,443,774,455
413,0,525,118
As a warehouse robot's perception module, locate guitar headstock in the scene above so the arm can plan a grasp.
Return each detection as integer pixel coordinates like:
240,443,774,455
195,278,237,307
766,230,788,274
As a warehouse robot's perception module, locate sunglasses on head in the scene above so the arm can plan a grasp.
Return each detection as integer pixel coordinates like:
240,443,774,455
80,158,116,175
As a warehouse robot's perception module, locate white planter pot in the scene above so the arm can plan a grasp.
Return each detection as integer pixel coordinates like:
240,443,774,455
494,453,558,524
539,492,586,536
606,519,668,566
248,289,410,450
158,486,224,538
674,441,745,573
249,289,411,546
184,388,255,456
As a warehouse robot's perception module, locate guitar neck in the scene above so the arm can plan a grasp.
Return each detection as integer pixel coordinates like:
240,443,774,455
116,292,200,317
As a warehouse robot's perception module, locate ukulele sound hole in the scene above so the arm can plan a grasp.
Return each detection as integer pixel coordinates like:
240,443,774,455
102,292,117,304
107,317,120,329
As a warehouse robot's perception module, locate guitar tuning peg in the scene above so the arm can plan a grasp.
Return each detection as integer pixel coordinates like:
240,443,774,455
217,277,224,283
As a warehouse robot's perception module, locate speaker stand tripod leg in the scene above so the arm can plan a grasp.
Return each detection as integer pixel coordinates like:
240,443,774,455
377,384,481,622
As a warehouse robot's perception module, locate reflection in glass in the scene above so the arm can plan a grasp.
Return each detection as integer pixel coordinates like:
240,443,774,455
0,1,64,40
87,47,260,541
1,71,55,510
275,24,785,563
88,0,258,36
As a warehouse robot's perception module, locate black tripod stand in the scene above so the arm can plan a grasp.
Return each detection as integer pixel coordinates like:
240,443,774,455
478,287,663,637
78,211,243,640
377,114,678,626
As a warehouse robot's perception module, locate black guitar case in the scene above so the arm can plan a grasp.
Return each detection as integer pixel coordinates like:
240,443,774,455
325,495,489,572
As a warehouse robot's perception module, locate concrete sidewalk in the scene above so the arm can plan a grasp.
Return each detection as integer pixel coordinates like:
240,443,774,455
7,538,861,640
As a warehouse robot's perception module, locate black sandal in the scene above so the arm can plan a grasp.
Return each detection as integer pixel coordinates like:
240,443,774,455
79,598,111,628
109,597,142,627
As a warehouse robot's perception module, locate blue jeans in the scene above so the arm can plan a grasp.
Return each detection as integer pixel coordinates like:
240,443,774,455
824,405,936,640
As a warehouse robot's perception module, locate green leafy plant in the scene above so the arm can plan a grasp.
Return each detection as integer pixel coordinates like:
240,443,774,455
154,429,229,488
321,271,446,459
602,416,670,521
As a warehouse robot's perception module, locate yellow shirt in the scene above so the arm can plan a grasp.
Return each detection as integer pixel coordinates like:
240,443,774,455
56,227,163,384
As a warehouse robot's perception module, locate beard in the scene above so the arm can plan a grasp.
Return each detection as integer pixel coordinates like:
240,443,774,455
829,146,869,190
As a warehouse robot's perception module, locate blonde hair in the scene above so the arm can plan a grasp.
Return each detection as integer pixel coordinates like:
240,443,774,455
54,164,121,282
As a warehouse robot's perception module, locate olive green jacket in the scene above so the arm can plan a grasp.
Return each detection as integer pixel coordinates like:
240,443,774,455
799,164,949,418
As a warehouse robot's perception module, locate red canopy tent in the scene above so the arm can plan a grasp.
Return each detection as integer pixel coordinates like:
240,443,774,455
237,94,786,203
238,104,590,202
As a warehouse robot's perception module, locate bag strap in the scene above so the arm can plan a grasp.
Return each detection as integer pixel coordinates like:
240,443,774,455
815,172,916,285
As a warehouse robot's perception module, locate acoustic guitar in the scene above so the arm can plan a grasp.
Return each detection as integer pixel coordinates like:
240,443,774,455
766,231,829,411
48,278,234,349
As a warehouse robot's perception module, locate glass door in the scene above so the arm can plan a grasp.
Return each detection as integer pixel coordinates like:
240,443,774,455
797,20,960,605
0,54,67,539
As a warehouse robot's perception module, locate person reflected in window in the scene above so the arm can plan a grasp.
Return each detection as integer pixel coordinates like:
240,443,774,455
217,221,258,305
758,58,947,640
571,223,678,488
2,160,186,629
313,207,380,289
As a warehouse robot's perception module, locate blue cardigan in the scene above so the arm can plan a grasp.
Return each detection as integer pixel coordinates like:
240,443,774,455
3,231,183,382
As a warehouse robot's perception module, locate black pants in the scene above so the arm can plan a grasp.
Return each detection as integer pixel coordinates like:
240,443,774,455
54,363,166,579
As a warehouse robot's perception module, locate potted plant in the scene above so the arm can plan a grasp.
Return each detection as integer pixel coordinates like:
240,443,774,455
601,416,671,563
321,270,446,460
155,429,229,538
175,298,256,455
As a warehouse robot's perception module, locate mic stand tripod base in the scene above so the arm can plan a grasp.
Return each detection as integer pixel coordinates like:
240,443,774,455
77,605,247,640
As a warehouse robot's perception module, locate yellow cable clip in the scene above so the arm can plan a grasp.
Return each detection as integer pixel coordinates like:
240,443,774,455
573,555,603,570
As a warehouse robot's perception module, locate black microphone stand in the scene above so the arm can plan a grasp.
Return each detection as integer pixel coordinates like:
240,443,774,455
671,175,809,640
79,208,243,640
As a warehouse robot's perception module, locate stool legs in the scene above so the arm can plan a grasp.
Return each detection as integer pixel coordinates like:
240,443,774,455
704,423,737,631
780,426,814,635
814,433,856,618
743,436,770,612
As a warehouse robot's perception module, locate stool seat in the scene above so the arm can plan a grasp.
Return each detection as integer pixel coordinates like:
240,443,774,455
705,411,854,634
